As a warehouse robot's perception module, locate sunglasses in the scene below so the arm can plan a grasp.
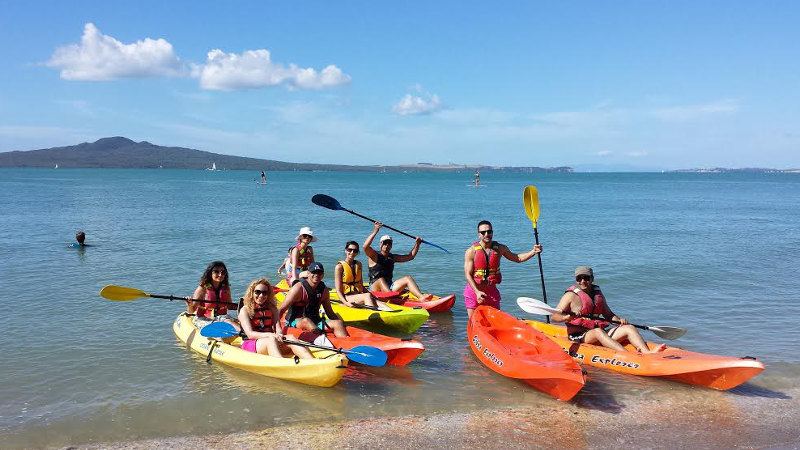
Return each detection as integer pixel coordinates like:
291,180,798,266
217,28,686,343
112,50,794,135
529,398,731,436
381,241,392,246
346,248,359,253
300,234,312,239
212,269,227,275
254,289,270,297
576,275,591,282
478,229,493,235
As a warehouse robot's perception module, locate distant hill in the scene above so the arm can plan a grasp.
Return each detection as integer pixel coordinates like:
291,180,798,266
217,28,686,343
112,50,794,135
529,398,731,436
0,137,572,173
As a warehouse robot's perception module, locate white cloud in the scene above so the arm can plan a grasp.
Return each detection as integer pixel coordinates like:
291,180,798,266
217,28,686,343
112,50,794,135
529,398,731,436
597,150,613,157
649,99,739,121
45,23,184,81
392,85,443,116
194,49,351,91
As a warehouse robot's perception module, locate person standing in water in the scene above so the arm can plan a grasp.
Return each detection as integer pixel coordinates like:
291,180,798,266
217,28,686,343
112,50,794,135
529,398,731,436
260,170,267,184
474,169,480,187
72,231,87,248
463,220,542,318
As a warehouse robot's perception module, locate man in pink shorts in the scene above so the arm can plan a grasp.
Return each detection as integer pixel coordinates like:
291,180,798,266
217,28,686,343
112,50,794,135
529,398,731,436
463,220,542,318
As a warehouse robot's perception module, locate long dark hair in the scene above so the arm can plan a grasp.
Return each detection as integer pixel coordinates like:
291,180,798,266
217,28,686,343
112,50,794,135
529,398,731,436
199,261,230,290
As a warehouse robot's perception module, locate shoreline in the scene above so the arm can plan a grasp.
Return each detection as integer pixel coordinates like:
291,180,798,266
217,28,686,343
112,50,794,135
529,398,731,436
80,382,800,450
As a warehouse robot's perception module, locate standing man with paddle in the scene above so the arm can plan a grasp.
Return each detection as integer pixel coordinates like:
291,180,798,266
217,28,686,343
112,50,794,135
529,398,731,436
363,222,434,301
549,266,666,353
463,220,542,318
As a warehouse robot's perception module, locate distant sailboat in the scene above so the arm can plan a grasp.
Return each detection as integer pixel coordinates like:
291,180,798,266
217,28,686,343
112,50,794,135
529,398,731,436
206,162,218,171
54,164,58,169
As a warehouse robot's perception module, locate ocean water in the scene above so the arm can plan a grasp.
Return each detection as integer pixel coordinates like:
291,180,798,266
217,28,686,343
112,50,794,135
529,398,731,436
1,168,798,447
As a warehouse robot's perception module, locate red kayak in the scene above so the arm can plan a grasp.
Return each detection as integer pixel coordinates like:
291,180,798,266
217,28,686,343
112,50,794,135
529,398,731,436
468,306,586,401
376,291,456,313
284,325,425,367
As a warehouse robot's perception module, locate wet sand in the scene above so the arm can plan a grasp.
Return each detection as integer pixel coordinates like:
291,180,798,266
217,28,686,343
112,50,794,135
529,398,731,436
83,382,800,450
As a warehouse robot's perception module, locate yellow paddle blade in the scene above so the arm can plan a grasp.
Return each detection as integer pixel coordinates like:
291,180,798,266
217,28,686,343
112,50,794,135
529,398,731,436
100,285,148,301
523,185,540,227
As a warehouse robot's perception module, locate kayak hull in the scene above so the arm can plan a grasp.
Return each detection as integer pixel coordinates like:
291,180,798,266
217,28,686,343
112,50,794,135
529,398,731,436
285,326,425,366
468,306,585,401
525,320,765,390
276,280,430,334
388,293,456,313
173,314,347,387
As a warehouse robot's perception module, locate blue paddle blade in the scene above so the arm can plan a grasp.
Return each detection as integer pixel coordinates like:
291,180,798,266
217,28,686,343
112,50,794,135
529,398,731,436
311,194,343,211
200,321,239,338
346,345,388,367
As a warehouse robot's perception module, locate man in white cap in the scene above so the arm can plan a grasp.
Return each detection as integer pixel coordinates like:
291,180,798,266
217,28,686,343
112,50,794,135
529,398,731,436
286,226,317,285
363,221,433,301
550,266,666,353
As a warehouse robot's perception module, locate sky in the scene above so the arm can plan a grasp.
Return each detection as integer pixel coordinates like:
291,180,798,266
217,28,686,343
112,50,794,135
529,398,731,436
1,1,798,170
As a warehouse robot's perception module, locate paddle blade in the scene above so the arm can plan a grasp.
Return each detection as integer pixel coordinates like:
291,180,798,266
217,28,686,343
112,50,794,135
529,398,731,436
200,322,239,338
517,297,561,315
311,194,344,211
523,186,540,226
100,285,148,301
346,345,388,367
647,326,687,340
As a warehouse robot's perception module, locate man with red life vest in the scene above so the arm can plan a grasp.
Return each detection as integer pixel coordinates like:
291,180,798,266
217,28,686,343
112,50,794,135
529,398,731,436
363,222,434,301
277,262,349,338
550,266,666,353
463,220,542,318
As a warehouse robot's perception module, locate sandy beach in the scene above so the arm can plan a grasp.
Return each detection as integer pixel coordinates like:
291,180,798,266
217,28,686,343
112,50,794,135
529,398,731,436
83,378,800,450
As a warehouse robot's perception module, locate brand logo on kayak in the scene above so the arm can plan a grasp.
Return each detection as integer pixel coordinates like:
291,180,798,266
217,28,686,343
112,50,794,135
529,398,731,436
471,335,503,367
590,355,640,369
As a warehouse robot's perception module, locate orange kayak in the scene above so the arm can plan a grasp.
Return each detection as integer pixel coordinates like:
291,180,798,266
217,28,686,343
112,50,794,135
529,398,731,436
525,320,765,390
468,306,586,401
284,325,425,367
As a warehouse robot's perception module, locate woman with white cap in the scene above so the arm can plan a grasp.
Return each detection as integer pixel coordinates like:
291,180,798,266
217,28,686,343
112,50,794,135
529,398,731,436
287,226,317,285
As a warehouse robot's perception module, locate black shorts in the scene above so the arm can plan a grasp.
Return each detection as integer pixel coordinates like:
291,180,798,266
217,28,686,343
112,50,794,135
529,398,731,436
568,325,619,343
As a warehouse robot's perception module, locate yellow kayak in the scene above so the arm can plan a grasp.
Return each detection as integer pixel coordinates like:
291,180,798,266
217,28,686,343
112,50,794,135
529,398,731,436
275,280,430,334
172,313,348,387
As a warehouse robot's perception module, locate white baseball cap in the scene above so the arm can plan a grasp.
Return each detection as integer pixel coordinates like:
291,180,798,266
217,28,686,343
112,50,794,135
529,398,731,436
379,235,393,244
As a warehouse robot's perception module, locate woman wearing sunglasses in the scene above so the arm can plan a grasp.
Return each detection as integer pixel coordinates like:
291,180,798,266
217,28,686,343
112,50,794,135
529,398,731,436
238,278,313,359
334,241,393,311
185,261,239,330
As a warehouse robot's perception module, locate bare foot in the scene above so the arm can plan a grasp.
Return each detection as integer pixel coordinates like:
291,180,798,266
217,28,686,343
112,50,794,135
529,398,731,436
641,343,668,354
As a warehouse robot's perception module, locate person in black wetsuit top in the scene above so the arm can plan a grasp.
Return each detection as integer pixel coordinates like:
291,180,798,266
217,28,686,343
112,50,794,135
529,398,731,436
363,221,433,301
277,262,349,338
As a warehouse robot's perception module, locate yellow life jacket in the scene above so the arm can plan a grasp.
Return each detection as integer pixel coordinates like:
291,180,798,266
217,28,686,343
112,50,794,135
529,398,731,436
338,260,364,294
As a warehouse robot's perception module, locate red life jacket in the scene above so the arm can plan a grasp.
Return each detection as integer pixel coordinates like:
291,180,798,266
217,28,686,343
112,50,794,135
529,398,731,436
196,285,230,318
566,285,610,329
472,241,502,285
295,243,314,270
250,305,275,332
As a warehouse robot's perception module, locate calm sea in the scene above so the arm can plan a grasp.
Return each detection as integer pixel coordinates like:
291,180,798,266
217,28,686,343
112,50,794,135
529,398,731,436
1,168,798,447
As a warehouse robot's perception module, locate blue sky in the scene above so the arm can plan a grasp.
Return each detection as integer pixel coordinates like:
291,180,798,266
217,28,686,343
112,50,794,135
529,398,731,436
1,1,798,170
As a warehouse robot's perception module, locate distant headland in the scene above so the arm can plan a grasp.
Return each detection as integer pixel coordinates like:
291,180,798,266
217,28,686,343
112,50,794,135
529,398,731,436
0,137,572,173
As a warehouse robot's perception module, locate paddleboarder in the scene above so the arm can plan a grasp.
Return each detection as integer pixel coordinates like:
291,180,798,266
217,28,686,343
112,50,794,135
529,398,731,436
363,222,434,301
550,266,666,353
260,170,266,184
463,220,542,318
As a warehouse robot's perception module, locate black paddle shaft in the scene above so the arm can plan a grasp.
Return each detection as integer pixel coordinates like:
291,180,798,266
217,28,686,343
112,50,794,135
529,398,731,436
151,293,238,309
533,226,549,323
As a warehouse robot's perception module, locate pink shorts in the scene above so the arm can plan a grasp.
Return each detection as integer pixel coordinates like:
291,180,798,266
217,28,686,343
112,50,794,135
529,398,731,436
463,284,501,310
241,339,257,353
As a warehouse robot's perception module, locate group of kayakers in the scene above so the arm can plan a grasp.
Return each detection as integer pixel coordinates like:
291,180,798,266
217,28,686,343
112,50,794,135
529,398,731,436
180,217,665,362
464,220,665,353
